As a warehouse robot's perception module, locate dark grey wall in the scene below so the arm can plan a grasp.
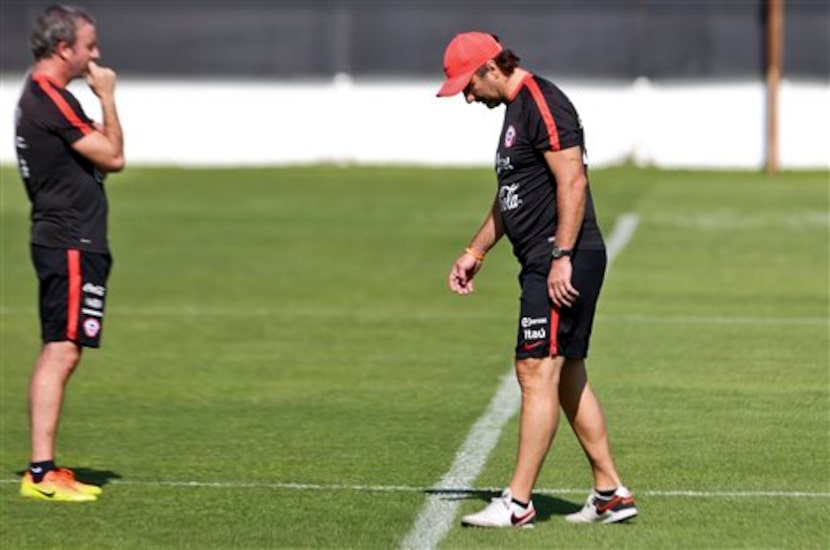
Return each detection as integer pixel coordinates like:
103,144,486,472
1,0,827,79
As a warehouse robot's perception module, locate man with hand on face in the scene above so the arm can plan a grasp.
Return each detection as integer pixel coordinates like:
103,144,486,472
438,32,637,528
15,4,124,502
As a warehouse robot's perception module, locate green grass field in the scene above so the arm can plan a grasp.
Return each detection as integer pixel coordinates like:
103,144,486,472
1,165,828,549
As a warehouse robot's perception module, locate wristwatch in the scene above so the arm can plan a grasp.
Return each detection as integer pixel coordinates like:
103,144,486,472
551,246,573,259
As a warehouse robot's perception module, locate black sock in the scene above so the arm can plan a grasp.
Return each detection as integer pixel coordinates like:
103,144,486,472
29,460,56,483
511,497,530,509
596,488,617,498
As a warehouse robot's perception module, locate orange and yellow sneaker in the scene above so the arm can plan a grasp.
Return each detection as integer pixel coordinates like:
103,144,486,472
20,470,97,502
56,467,103,496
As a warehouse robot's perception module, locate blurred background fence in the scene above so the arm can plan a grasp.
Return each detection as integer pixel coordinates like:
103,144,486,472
1,0,828,168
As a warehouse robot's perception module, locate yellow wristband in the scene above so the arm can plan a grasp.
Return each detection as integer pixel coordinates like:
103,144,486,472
465,247,486,262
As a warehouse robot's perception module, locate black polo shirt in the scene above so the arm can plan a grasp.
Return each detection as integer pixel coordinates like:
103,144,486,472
495,73,604,263
15,73,109,253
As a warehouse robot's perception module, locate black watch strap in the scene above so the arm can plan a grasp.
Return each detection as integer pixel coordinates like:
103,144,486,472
551,246,573,259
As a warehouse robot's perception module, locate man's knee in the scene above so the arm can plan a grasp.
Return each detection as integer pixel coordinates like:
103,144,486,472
515,356,564,389
40,341,82,375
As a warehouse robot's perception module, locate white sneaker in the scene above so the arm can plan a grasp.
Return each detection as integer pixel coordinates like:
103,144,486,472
565,486,638,524
461,489,536,528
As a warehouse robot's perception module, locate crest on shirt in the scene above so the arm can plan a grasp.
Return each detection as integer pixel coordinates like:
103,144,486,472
504,125,517,148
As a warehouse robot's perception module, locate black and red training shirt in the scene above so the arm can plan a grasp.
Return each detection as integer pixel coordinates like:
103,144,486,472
15,73,109,253
494,73,604,263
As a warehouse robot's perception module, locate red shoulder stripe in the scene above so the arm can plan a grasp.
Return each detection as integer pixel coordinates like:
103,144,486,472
524,76,560,151
32,74,93,136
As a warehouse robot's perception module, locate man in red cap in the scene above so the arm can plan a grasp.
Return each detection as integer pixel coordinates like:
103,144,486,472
438,32,637,528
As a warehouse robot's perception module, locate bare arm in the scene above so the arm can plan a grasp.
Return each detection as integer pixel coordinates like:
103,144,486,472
448,195,504,295
544,145,588,307
72,61,125,172
469,194,504,256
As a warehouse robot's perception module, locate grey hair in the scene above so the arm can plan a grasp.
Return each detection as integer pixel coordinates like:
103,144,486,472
30,5,96,60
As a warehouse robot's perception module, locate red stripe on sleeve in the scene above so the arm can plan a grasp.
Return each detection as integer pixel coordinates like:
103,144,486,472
66,249,81,340
32,74,93,136
549,307,560,356
525,77,560,151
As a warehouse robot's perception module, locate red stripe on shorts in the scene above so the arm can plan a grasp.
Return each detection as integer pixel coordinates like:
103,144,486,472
66,249,81,340
549,306,560,356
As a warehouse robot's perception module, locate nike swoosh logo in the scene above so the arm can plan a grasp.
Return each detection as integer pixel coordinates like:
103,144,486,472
522,341,545,351
34,487,56,498
596,495,633,514
511,508,535,525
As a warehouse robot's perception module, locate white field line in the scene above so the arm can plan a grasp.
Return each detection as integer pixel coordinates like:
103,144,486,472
400,213,641,550
599,314,827,326
605,213,640,271
1,478,827,499
0,306,825,326
399,371,522,550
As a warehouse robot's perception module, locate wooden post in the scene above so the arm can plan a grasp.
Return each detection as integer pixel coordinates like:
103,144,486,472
765,0,784,175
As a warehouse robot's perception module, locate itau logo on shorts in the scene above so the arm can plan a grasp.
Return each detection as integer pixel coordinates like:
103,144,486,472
83,318,101,338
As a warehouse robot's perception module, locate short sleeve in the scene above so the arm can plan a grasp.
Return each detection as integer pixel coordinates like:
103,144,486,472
47,90,94,145
33,76,94,145
525,78,583,152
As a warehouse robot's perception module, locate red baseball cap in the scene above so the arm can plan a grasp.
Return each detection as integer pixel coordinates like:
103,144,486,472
436,32,503,97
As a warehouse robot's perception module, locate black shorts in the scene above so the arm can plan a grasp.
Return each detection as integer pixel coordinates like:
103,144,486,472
31,245,112,348
515,249,606,360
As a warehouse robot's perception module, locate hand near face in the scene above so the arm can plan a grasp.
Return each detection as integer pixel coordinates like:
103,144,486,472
86,61,116,98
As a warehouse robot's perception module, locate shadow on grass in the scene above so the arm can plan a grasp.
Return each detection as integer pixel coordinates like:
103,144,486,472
15,467,122,488
423,488,582,522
